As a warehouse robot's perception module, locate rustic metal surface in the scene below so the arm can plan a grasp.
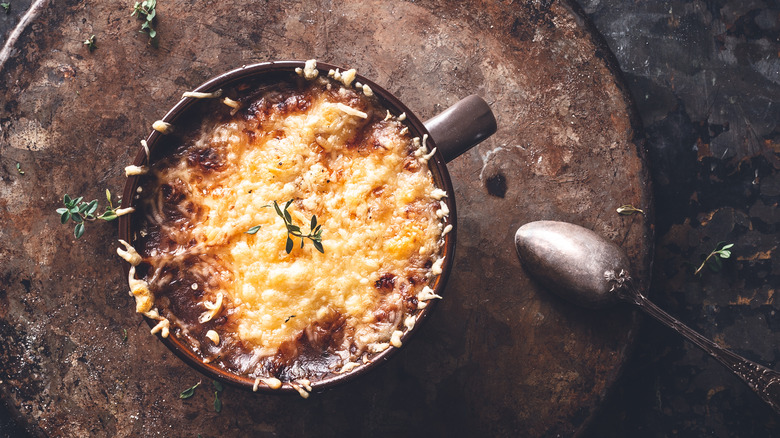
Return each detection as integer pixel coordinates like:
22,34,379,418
0,0,651,436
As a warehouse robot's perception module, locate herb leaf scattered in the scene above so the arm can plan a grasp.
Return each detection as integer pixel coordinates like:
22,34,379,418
15,162,24,175
214,391,222,412
695,241,734,276
1,3,10,14
74,222,85,239
57,190,121,239
131,0,157,40
245,225,261,235
122,328,128,343
83,34,97,51
179,381,201,399
212,380,224,412
616,204,644,216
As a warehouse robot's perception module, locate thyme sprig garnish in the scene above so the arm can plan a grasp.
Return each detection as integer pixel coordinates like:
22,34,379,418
56,189,122,238
275,199,324,254
131,0,157,40
246,199,324,254
695,241,734,276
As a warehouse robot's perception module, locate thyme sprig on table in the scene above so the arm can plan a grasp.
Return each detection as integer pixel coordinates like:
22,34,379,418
83,34,97,52
131,0,157,40
56,189,121,238
695,241,734,276
246,199,324,254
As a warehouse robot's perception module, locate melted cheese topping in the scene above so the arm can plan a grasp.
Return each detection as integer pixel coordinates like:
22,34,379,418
137,75,447,382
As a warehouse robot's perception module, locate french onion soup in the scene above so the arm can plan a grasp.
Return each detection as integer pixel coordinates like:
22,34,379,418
120,62,451,396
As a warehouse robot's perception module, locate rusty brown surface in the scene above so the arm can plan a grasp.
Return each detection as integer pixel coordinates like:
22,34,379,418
0,0,652,436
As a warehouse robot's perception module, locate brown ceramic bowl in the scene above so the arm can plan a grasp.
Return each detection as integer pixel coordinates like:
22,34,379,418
118,60,496,394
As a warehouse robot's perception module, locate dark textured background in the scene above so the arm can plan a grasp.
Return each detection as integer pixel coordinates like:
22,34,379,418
2,0,779,436
578,0,780,436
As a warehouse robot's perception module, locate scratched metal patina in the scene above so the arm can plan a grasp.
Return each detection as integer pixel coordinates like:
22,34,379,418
0,1,650,436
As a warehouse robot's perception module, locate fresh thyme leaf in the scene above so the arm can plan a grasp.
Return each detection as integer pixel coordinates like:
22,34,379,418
711,255,723,271
285,236,294,253
246,225,261,234
0,3,10,14
616,204,644,216
83,35,97,52
122,328,128,343
86,200,99,216
213,391,222,413
212,380,224,412
74,222,85,239
179,381,201,399
98,210,118,221
272,201,284,219
15,162,24,174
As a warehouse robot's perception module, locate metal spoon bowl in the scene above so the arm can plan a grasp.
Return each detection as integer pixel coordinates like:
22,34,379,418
515,220,780,413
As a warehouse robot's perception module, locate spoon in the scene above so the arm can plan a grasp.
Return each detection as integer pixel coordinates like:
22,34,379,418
514,220,780,413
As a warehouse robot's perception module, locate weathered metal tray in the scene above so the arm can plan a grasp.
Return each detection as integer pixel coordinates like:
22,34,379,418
0,0,651,436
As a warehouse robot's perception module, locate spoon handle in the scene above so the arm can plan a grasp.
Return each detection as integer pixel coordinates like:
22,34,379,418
619,279,780,413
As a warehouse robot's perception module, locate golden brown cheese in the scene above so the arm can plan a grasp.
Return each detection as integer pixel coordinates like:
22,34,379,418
133,73,448,385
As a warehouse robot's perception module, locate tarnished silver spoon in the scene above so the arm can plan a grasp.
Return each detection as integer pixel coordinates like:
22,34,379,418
515,220,780,413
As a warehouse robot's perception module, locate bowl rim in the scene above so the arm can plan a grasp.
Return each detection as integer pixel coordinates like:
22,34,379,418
118,60,457,394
